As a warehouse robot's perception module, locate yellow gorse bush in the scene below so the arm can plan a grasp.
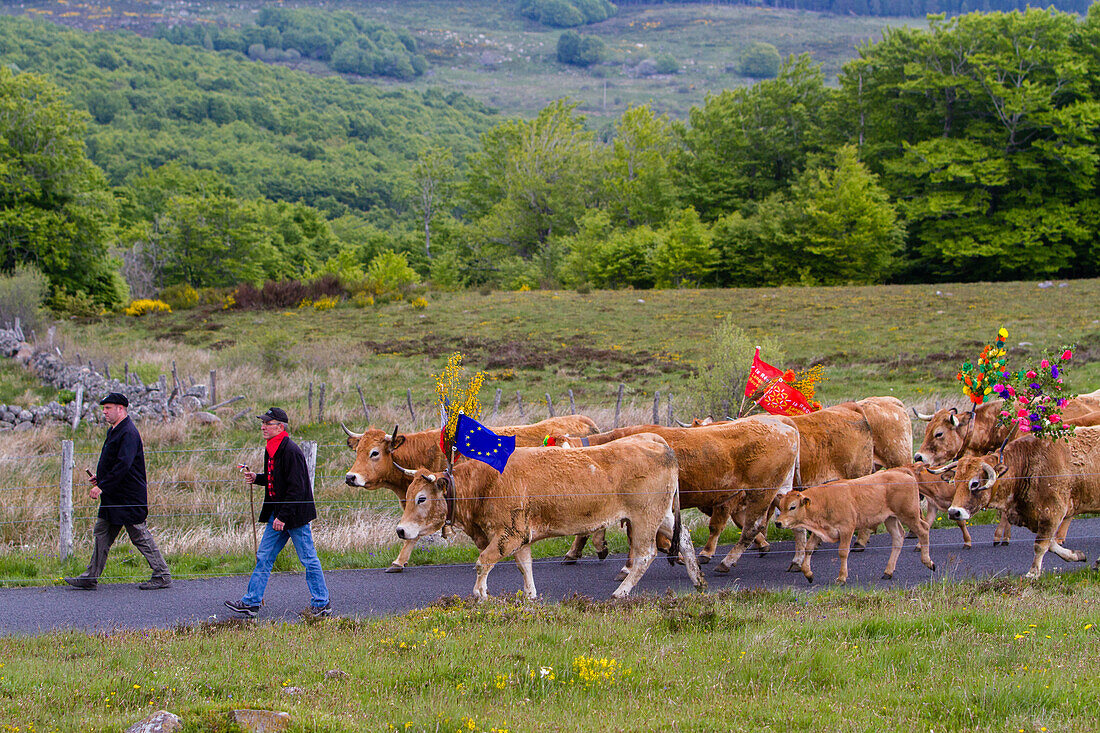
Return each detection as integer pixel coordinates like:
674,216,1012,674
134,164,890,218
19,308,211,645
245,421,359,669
434,352,485,443
411,296,429,309
123,299,172,317
571,656,625,687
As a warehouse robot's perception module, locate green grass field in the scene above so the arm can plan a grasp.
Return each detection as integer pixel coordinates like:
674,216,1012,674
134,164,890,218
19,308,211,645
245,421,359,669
1,580,1098,731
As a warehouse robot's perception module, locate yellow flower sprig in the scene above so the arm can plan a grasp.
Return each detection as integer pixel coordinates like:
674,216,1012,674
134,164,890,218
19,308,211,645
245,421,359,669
433,352,485,442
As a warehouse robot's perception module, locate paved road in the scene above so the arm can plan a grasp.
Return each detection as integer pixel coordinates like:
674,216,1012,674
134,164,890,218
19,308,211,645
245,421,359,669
3,518,1099,636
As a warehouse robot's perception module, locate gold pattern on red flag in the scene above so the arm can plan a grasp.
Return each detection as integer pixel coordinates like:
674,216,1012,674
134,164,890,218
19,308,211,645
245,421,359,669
758,380,815,415
744,347,818,416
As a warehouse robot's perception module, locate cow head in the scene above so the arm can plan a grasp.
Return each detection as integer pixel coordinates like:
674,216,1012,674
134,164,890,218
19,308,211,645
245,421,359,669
343,424,407,489
395,469,452,540
774,491,811,530
947,457,1004,521
913,408,968,464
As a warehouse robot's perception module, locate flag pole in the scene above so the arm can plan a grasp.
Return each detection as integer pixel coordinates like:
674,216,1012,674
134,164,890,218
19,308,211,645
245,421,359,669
736,346,760,419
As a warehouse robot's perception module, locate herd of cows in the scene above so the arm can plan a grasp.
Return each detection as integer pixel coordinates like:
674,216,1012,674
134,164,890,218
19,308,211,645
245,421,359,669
339,391,1100,599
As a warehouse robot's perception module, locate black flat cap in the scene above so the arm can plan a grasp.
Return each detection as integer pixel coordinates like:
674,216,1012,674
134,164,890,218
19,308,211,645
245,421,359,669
257,407,289,424
99,392,129,407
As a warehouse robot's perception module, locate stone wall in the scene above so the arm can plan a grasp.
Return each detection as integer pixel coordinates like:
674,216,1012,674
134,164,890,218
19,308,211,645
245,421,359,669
0,328,211,430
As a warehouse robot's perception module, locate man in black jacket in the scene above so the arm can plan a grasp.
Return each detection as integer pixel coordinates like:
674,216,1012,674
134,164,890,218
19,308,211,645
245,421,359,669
65,393,171,590
225,407,330,618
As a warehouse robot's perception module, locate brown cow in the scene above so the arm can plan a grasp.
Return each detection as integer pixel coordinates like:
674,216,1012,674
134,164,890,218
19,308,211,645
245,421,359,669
852,396,913,470
550,419,800,573
914,394,1100,544
911,462,972,549
342,415,600,571
946,426,1100,578
775,467,936,584
393,435,707,600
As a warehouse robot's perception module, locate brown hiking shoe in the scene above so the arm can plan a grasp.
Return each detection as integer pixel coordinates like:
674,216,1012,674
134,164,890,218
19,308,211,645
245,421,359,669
138,577,171,590
63,577,97,590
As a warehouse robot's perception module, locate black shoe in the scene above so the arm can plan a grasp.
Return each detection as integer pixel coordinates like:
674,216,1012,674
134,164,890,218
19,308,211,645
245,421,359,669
224,599,259,617
138,577,171,590
303,602,332,619
64,577,97,590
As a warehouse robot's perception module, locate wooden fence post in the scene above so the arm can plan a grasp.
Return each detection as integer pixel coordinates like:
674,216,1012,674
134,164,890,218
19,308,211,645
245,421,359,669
652,391,660,425
492,389,502,421
70,383,84,432
614,383,624,428
406,389,416,421
318,383,326,422
308,382,314,421
356,384,370,423
303,440,317,492
515,391,524,417
124,362,129,385
666,392,673,427
545,393,554,417
59,439,74,560
209,369,217,405
568,389,576,415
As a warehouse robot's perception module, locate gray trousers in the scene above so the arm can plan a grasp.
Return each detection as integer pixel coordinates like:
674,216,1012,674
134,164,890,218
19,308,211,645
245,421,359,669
78,518,170,581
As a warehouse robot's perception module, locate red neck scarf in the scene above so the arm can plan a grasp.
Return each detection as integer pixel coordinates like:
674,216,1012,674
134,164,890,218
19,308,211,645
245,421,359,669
266,430,287,457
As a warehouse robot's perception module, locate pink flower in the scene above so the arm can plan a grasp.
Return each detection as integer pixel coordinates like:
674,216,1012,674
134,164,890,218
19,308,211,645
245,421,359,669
1050,415,1061,423
1019,396,1029,405
1018,425,1031,433
1062,350,1072,360
1041,359,1049,368
1017,408,1029,418
1026,370,1037,379
1000,411,1010,417
1007,386,1016,397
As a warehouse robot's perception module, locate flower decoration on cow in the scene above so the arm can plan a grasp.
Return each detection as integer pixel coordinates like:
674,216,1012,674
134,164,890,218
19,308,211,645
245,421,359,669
991,345,1076,441
434,352,485,457
957,327,1008,405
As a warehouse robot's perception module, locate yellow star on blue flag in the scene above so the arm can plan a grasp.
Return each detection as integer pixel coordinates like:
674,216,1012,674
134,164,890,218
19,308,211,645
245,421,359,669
454,414,515,473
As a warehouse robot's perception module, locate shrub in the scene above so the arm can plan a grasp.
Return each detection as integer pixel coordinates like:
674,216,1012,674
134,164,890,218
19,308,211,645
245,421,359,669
410,296,428,309
740,42,781,79
0,265,49,332
233,275,345,310
557,30,604,67
124,299,172,317
50,291,103,319
685,320,786,420
57,389,76,405
366,251,420,299
160,284,199,311
311,295,340,311
655,53,679,74
352,291,375,308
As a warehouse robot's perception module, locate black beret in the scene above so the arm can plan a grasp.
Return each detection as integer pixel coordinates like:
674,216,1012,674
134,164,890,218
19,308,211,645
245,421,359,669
99,392,129,407
257,406,289,424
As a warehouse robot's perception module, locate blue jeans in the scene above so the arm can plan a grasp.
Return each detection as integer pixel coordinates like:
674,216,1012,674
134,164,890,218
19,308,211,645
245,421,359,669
241,521,329,608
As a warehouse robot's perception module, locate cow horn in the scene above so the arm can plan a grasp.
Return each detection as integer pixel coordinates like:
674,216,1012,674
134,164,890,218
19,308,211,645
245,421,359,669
675,419,691,427
912,408,935,421
389,424,400,444
341,423,363,439
393,460,416,478
979,462,998,490
926,460,959,474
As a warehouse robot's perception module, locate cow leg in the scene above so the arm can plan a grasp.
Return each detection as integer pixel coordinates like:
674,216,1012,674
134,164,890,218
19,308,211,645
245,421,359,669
562,534,589,565
673,514,707,591
514,544,537,600
881,517,905,580
853,527,871,552
1025,519,1062,579
612,526,658,598
698,501,734,564
788,528,808,572
473,546,504,601
1047,540,1088,564
616,521,636,582
994,514,1012,546
1054,516,1072,546
387,538,418,573
800,533,821,583
714,493,772,574
836,530,854,584
958,520,972,549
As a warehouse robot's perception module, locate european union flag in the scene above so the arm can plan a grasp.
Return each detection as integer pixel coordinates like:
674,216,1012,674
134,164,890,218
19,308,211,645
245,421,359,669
454,413,515,473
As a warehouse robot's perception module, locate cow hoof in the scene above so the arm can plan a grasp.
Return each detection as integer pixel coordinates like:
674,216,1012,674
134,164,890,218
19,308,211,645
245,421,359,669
851,544,866,553
713,564,731,575
964,544,972,550
1075,552,1088,563
597,548,609,560
697,554,711,565
787,562,800,573
757,544,771,555
929,562,937,571
836,578,847,585
882,572,893,580
385,564,404,574
615,570,628,582
561,557,578,565
805,575,813,584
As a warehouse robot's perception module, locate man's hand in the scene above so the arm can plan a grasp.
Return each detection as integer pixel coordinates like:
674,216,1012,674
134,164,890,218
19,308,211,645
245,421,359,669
243,471,257,484
89,486,102,500
272,518,285,531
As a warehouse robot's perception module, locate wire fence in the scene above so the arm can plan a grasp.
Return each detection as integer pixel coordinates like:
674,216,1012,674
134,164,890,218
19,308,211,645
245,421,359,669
2,434,1100,583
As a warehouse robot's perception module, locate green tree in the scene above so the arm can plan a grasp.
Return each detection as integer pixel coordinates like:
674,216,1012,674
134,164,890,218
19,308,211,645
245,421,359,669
408,146,455,260
0,66,124,307
648,207,717,288
603,105,679,227
677,55,829,220
739,42,782,79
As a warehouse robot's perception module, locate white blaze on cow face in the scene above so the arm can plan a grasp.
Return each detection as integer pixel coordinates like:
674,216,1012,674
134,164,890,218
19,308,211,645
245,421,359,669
948,458,1000,521
395,471,449,540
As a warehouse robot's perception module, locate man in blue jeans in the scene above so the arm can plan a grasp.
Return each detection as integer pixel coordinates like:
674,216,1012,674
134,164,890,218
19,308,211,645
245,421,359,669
225,407,330,618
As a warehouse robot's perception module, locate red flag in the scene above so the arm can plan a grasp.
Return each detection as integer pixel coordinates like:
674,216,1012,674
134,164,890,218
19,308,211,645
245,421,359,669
757,380,815,416
745,347,783,397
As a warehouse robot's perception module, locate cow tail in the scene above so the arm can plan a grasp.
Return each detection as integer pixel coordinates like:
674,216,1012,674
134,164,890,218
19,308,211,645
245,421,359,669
668,479,682,566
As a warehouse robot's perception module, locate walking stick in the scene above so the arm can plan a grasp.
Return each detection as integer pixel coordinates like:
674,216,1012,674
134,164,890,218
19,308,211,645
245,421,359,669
238,464,258,558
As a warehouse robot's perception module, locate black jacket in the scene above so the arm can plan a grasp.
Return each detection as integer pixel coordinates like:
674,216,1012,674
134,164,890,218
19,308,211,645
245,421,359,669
254,435,317,530
96,416,149,526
